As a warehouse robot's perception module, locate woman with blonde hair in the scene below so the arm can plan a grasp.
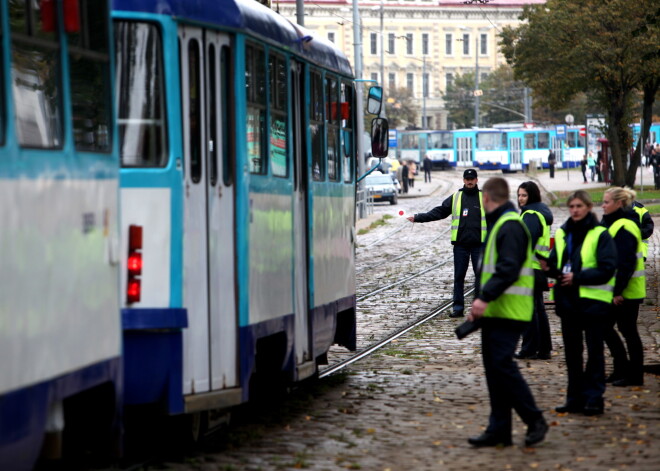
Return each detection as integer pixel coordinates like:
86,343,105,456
601,187,646,386
541,190,617,415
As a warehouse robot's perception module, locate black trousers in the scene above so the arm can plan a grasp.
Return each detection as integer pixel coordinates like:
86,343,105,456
481,319,543,438
520,271,552,355
424,168,431,182
452,244,481,313
605,300,643,382
560,312,608,408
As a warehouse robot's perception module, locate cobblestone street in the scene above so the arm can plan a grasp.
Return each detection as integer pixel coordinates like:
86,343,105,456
156,171,659,471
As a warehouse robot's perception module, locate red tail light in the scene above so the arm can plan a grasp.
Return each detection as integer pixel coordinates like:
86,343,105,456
126,225,143,304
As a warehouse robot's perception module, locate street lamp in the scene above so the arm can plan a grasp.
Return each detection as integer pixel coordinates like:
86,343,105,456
371,1,385,117
474,35,480,128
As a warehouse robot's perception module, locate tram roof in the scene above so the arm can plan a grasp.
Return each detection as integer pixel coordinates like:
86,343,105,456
112,0,352,76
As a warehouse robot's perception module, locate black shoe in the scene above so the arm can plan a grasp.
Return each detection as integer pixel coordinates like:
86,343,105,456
514,351,535,359
467,432,512,447
525,417,549,447
534,352,551,360
605,373,624,383
612,378,644,387
583,402,604,416
449,310,464,318
555,403,583,414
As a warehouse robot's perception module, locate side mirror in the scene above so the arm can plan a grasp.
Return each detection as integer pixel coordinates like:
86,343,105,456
367,86,383,115
371,117,389,158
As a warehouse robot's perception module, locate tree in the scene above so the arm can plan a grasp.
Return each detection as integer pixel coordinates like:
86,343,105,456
383,87,418,129
443,72,478,129
500,0,660,187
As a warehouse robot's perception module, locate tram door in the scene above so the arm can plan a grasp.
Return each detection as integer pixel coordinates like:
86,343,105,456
291,60,313,374
179,26,238,396
510,137,522,170
456,137,473,166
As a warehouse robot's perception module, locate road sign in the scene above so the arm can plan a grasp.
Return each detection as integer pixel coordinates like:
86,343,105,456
388,129,397,148
555,124,567,140
579,127,586,137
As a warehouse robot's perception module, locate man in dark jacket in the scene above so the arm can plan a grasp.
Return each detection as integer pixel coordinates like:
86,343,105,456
467,177,548,448
423,154,433,183
407,168,485,317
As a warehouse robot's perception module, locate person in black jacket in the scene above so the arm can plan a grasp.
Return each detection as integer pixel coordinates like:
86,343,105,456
466,177,548,448
515,181,553,360
601,188,646,386
540,190,617,416
407,168,484,318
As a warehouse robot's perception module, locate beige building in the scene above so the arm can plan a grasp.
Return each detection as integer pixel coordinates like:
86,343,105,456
276,0,544,129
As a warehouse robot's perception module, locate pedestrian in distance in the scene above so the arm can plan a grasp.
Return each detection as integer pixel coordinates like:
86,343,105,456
515,181,553,361
548,149,557,178
601,187,646,387
400,161,409,194
580,155,588,183
407,168,485,318
423,153,432,183
467,177,548,448
587,151,597,181
407,160,417,189
540,190,617,416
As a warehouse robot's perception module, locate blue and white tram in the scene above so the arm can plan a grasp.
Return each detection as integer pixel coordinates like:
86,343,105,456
0,1,121,469
397,130,454,168
112,0,367,423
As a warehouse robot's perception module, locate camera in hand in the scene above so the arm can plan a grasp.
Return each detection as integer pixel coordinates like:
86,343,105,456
455,318,482,340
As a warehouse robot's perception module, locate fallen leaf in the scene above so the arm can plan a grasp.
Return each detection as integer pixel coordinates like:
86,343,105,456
434,397,444,403
367,428,375,434
530,463,539,468
305,416,312,421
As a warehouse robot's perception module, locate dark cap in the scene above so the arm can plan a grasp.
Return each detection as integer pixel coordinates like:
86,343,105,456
463,169,478,179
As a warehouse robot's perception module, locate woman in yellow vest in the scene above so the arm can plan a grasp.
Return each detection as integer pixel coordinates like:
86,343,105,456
515,181,553,360
541,190,617,415
601,187,646,386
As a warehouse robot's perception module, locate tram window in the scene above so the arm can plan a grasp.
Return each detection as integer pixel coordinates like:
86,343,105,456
221,46,234,186
326,75,339,181
188,40,202,183
341,80,354,183
567,131,577,148
477,132,503,151
538,132,550,149
115,21,168,167
524,133,536,149
310,70,324,181
269,52,287,178
10,0,63,148
69,0,112,152
208,44,218,186
246,43,266,174
578,133,585,147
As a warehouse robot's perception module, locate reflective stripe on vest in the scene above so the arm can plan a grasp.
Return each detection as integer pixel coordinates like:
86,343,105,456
480,211,534,321
633,205,650,259
607,218,646,300
554,226,614,303
451,191,487,243
520,209,550,270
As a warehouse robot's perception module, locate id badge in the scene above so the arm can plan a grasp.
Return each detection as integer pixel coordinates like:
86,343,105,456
462,208,469,217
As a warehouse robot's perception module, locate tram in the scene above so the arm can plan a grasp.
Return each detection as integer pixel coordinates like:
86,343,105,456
0,1,122,469
113,0,384,430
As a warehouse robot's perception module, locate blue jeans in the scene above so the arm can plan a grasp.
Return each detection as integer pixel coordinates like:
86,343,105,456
453,244,481,313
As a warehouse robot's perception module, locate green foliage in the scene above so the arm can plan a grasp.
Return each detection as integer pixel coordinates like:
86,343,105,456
500,0,660,186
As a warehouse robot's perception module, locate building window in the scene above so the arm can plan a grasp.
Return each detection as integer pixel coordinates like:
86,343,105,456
370,32,377,55
446,73,453,88
406,73,414,93
388,72,396,91
328,32,335,43
422,33,429,55
388,33,395,54
371,72,379,84
463,34,470,55
423,73,429,98
445,33,452,55
406,33,413,54
480,33,487,54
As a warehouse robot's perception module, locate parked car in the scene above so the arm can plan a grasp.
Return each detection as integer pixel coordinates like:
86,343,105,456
365,173,398,205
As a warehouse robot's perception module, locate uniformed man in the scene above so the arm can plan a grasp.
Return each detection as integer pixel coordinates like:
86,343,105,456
467,177,548,448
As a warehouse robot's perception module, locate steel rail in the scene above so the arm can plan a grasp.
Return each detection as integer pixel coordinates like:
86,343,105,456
319,287,476,379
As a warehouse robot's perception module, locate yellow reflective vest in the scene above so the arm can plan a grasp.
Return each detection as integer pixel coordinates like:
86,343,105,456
554,226,614,303
607,218,646,300
480,211,534,321
451,191,487,243
520,209,550,270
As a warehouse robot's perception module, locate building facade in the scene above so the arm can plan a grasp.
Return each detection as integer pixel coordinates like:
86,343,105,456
276,0,544,129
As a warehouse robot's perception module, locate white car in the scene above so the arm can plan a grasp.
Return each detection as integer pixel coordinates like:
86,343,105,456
365,173,398,205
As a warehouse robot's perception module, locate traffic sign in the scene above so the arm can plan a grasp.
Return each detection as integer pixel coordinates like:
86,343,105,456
555,124,567,140
579,127,586,137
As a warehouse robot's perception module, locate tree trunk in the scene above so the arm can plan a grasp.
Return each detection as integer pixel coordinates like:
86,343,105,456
607,96,630,187
629,79,660,187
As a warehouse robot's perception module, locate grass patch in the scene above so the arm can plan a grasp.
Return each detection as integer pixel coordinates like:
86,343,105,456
644,203,660,215
357,216,391,235
554,186,660,205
